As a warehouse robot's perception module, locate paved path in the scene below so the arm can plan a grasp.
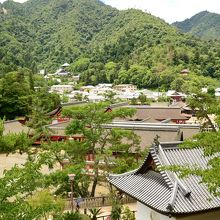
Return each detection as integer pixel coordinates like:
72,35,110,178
0,153,61,177
0,153,27,176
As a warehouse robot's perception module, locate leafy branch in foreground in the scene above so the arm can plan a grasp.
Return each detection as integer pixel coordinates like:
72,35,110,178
164,93,220,196
62,102,142,197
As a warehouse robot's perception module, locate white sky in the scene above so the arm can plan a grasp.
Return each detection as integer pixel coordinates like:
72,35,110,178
102,0,220,23
1,0,220,23
0,0,26,3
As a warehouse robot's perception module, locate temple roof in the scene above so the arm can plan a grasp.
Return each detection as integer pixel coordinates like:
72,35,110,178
121,106,188,121
61,63,70,67
46,105,62,117
108,141,220,215
3,120,31,135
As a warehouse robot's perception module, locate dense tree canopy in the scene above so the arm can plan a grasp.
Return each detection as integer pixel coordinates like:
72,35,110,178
173,11,220,40
62,102,142,197
168,93,220,196
0,0,220,91
0,69,60,120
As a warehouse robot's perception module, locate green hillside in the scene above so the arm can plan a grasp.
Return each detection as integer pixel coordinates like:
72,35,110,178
0,0,220,91
173,11,220,40
0,0,117,71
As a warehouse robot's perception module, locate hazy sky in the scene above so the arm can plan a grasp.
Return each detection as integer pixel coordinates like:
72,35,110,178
1,0,220,23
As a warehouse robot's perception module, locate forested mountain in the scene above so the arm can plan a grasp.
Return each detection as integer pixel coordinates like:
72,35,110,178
173,11,220,40
0,0,220,91
0,0,116,72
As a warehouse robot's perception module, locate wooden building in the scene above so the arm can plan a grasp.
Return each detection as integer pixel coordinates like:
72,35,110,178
48,120,200,151
120,106,190,124
180,69,190,76
108,141,220,220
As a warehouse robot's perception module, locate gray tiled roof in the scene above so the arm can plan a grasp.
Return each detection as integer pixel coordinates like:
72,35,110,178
108,142,220,215
3,120,32,135
122,106,188,121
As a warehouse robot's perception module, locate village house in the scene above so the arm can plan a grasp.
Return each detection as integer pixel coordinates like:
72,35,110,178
141,89,163,100
215,88,220,97
72,75,80,82
180,69,190,76
54,68,70,77
86,94,105,103
50,85,73,94
167,90,186,103
53,63,71,76
108,141,220,220
80,85,95,93
97,83,113,89
113,84,137,93
116,92,140,100
61,63,70,68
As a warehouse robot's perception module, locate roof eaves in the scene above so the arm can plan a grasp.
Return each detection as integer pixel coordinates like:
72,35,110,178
167,181,178,212
152,143,191,197
110,183,171,216
107,169,137,180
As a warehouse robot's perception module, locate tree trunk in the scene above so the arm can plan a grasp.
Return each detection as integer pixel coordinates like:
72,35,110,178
90,160,99,197
205,114,216,132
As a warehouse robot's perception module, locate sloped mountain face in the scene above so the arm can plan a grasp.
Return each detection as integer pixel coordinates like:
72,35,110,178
0,0,117,71
0,0,220,89
24,0,117,65
173,11,220,40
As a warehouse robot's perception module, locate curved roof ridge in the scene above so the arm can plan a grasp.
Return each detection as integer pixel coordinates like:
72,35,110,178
155,143,191,197
108,169,137,179
134,152,151,174
108,142,220,215
167,180,179,212
150,145,174,189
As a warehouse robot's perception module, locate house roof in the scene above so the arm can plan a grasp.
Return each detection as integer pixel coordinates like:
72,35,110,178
123,106,188,121
108,141,220,216
46,105,62,117
61,63,70,67
114,84,135,87
167,91,186,97
180,69,190,74
3,120,31,135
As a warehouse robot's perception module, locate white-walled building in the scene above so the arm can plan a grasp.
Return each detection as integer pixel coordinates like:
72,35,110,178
87,94,105,102
215,88,220,97
141,89,160,100
54,68,70,76
202,87,208,93
61,63,70,68
72,75,80,82
39,69,46,75
113,84,137,93
50,85,73,94
80,85,95,93
108,141,220,220
97,83,113,89
201,88,220,97
116,92,140,100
